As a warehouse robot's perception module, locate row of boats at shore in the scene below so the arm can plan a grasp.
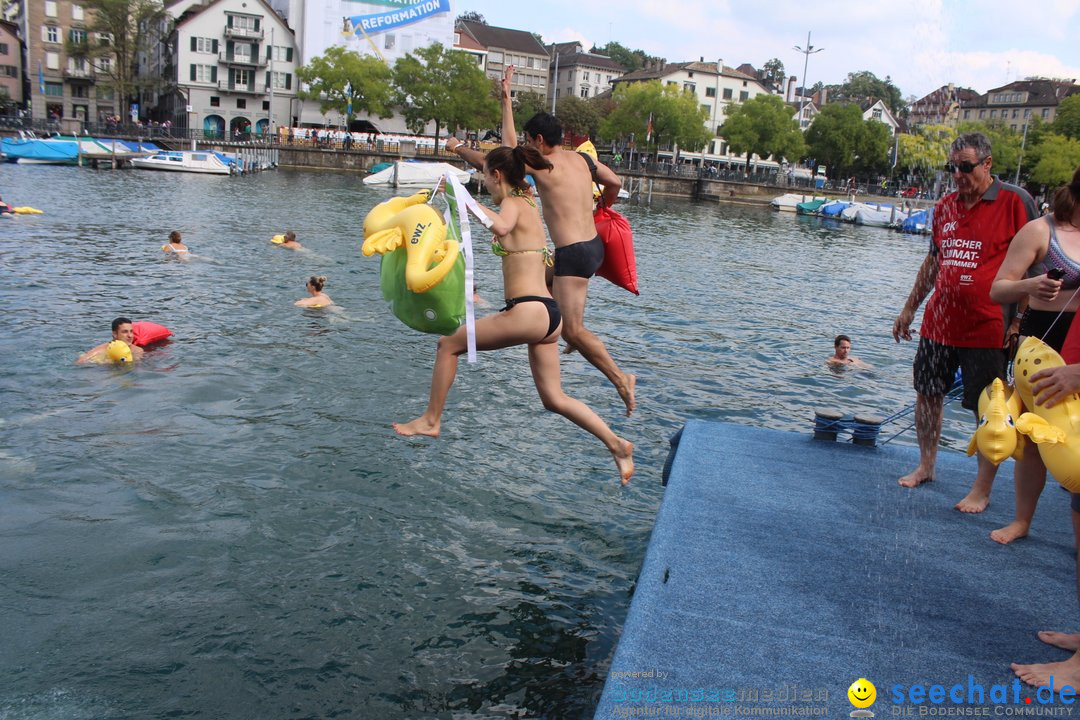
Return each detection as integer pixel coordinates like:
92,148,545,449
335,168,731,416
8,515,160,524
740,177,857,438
770,192,932,234
1,131,244,175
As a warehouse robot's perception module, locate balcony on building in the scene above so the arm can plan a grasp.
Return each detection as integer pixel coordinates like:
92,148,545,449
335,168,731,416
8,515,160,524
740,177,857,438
224,25,263,41
63,66,93,79
218,51,266,67
217,79,262,95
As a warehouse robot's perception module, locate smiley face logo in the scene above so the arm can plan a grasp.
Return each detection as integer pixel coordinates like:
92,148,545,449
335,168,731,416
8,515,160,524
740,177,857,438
848,678,876,709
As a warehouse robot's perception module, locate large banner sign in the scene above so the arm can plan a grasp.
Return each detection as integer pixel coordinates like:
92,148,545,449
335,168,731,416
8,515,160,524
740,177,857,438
343,0,450,36
300,0,453,66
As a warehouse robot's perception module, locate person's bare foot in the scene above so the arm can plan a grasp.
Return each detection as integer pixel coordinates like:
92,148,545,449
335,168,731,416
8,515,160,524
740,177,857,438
617,374,636,416
954,490,990,513
392,417,440,437
990,521,1030,544
1012,650,1080,690
612,439,634,486
1038,631,1080,651
898,468,933,488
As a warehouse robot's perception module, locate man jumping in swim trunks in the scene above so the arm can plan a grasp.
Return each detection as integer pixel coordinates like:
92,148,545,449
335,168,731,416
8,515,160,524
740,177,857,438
449,66,636,415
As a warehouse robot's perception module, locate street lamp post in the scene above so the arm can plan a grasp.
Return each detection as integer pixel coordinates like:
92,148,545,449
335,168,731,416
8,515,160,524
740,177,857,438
794,31,824,131
710,58,723,158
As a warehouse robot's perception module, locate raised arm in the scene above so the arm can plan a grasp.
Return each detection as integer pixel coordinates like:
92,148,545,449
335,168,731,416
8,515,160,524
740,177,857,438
446,137,485,171
501,66,517,148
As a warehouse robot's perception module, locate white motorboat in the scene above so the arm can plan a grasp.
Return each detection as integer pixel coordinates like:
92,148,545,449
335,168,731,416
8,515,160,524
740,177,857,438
853,204,908,228
131,150,234,175
769,192,826,212
362,161,471,187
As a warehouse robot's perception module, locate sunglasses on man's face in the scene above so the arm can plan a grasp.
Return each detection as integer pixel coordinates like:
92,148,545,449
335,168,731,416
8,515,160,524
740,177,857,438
944,158,987,174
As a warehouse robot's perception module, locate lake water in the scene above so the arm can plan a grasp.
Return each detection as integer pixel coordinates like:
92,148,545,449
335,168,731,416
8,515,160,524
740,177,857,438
0,165,957,719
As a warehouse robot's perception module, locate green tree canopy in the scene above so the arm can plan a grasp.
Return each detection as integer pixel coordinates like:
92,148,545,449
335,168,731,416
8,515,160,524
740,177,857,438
455,11,485,24
509,90,547,134
1051,95,1080,140
391,42,497,140
719,94,805,171
554,95,601,138
296,46,393,122
1026,133,1080,187
69,0,167,109
805,102,892,179
826,71,904,115
896,124,953,175
760,58,786,90
600,80,711,156
589,41,648,73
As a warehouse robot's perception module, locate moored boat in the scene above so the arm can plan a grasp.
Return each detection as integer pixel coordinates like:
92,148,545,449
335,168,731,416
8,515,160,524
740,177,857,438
131,150,234,175
769,192,826,212
1,134,79,165
362,161,471,187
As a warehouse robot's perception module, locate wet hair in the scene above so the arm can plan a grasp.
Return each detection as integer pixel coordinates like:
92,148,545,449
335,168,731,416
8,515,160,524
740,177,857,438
522,112,563,147
168,230,181,243
1051,165,1080,224
285,231,296,243
834,335,851,348
484,146,553,193
308,275,327,292
950,132,992,161
112,317,132,332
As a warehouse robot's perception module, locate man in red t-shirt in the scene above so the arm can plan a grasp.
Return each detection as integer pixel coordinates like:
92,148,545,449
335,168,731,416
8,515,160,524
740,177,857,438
892,132,1037,512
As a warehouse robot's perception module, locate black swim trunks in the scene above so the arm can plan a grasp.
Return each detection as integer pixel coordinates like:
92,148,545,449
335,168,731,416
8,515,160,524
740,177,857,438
501,295,561,338
553,235,605,278
913,337,1006,411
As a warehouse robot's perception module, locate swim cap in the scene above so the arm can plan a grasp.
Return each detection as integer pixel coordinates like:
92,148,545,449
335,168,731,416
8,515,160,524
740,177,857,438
271,234,285,244
106,340,133,364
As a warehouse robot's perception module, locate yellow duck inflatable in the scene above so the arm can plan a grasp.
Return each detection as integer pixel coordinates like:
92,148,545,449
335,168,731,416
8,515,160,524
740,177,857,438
1013,336,1080,492
361,190,459,294
966,377,1024,464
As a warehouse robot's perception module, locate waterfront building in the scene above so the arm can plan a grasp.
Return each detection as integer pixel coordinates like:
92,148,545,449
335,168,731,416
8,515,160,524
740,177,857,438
907,83,980,128
455,19,548,101
613,58,774,165
20,0,113,124
0,18,22,109
857,97,900,136
547,41,623,105
138,0,298,137
959,78,1080,133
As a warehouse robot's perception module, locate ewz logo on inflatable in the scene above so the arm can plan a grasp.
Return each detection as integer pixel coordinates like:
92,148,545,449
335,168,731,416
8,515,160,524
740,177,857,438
410,222,428,246
890,676,1078,714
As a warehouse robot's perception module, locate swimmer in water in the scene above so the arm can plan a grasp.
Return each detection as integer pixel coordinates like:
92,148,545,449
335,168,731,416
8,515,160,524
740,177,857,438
295,275,332,307
276,230,303,250
162,230,189,258
827,334,871,368
76,317,145,364
392,145,634,485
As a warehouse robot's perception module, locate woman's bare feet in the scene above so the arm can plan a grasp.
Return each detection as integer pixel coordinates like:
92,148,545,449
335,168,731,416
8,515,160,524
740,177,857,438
990,520,1030,545
898,467,933,488
1012,650,1080,690
617,374,636,416
954,490,990,513
1039,631,1080,651
613,439,634,486
392,417,440,437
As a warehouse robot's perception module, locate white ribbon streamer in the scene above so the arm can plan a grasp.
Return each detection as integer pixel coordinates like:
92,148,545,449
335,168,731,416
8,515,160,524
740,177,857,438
442,172,492,363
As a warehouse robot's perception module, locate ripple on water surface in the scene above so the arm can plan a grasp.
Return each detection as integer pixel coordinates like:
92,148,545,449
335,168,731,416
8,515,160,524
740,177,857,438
0,166,946,718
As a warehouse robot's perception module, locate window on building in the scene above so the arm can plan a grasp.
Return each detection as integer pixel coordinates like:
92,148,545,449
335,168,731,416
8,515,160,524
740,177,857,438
555,88,560,98
262,100,270,110
979,110,985,118
231,15,257,31
384,34,395,50
234,69,251,87
210,96,220,106
69,28,87,44
701,104,709,114
45,51,59,70
1012,108,1019,118
964,110,970,119
193,37,217,53
580,87,588,98
44,82,63,97
722,88,732,100
44,26,60,43
44,1,57,17
872,108,882,120
190,64,217,83
97,86,114,100
233,43,251,61
705,86,716,98
684,82,695,93
667,81,676,87
0,43,7,55
269,71,291,90
488,51,502,63
583,71,589,81
1010,124,1017,131
1043,108,1050,118
98,57,112,72
237,98,246,108
739,90,748,102
72,84,88,98
98,32,112,46
989,109,996,118
0,65,16,77
1024,108,1031,118
72,4,84,20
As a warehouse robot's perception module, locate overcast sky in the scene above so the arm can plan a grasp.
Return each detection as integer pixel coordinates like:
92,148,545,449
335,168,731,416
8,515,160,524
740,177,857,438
455,0,1080,100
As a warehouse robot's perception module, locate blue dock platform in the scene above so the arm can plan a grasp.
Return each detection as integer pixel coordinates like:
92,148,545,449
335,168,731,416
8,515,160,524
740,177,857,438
595,420,1078,717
